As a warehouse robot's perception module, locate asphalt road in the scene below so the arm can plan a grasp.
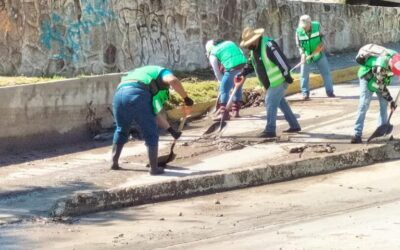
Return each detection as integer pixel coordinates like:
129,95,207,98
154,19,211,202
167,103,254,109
1,159,400,250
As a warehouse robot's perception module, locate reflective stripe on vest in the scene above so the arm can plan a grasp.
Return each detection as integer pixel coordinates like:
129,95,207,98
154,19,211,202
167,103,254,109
211,41,247,71
250,36,285,88
120,65,170,114
296,21,322,63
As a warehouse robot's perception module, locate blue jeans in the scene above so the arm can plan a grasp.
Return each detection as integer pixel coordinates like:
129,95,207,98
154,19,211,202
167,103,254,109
354,78,388,137
112,86,159,147
300,53,334,96
220,69,243,104
264,82,301,133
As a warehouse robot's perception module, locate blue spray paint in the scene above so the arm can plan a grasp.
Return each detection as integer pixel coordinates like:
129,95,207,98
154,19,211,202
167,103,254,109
40,0,115,64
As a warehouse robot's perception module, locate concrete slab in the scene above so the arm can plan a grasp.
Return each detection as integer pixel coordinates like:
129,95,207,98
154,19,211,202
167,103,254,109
1,80,400,220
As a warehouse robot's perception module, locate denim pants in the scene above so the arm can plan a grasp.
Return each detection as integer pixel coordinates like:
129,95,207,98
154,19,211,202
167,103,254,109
354,78,388,137
112,86,158,147
220,69,243,104
264,82,301,133
300,53,334,96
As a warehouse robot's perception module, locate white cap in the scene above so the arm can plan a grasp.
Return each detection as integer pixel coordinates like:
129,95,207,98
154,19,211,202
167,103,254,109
299,15,311,28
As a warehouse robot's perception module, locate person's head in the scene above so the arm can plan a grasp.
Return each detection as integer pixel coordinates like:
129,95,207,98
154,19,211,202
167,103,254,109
205,40,215,58
240,27,264,51
389,53,400,76
299,15,312,32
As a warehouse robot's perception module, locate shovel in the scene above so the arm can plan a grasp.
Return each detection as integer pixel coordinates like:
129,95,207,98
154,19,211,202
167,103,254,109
290,61,303,73
209,93,221,114
367,89,400,143
157,107,191,167
291,44,325,73
203,76,244,135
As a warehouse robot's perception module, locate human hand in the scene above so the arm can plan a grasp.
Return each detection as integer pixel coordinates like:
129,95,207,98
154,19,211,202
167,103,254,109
167,127,182,140
390,101,397,112
184,96,194,106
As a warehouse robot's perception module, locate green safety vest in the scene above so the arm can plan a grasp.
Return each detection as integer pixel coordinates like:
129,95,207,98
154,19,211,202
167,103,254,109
250,36,285,88
357,49,396,92
296,21,322,63
121,65,170,114
211,41,247,71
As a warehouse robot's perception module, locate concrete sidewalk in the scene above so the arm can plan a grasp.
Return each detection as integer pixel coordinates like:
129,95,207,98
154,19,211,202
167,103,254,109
1,80,400,221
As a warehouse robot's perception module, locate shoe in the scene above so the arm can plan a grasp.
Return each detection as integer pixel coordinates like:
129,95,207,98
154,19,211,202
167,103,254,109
350,135,362,144
302,95,310,101
327,93,336,98
259,131,277,138
150,166,165,175
111,163,123,170
283,127,301,133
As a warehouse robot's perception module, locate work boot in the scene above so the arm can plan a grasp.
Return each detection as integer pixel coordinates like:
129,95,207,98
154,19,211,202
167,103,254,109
259,131,277,138
283,127,301,133
350,135,362,144
231,102,241,118
147,146,164,175
213,105,230,121
111,143,124,170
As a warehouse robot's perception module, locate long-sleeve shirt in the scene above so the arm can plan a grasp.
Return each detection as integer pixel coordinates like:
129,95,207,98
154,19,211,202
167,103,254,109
208,54,224,83
242,39,291,90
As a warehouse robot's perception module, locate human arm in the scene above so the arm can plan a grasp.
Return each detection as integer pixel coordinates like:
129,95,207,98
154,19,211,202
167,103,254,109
238,57,255,78
295,33,306,63
266,40,294,83
161,72,193,139
162,73,194,106
209,55,224,83
374,66,395,108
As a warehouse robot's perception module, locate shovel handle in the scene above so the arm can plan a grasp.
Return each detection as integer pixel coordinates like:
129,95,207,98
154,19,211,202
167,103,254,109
290,61,303,72
387,88,400,123
177,106,191,132
226,76,244,110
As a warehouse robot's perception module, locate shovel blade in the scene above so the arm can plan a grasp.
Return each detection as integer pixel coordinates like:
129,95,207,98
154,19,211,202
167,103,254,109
203,121,226,135
157,142,177,167
367,124,392,142
158,152,176,167
218,119,228,132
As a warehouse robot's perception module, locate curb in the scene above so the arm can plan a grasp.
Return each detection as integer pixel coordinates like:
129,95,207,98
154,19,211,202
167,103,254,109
286,65,359,96
51,140,400,217
166,66,359,121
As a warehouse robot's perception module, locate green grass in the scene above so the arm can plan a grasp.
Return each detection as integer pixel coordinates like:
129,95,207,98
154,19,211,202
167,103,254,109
0,72,298,108
0,75,65,87
169,74,298,106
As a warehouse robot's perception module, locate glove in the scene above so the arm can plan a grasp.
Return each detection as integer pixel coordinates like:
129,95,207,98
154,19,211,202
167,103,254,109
184,96,194,106
235,72,244,79
390,101,397,111
234,74,245,85
167,127,182,140
284,74,294,84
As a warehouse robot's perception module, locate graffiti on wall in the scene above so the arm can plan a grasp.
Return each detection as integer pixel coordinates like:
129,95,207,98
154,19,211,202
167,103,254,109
116,1,182,67
40,0,115,68
1,0,400,76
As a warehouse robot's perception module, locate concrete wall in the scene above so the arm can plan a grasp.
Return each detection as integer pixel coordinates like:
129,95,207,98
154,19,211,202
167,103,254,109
0,74,121,153
0,0,399,76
